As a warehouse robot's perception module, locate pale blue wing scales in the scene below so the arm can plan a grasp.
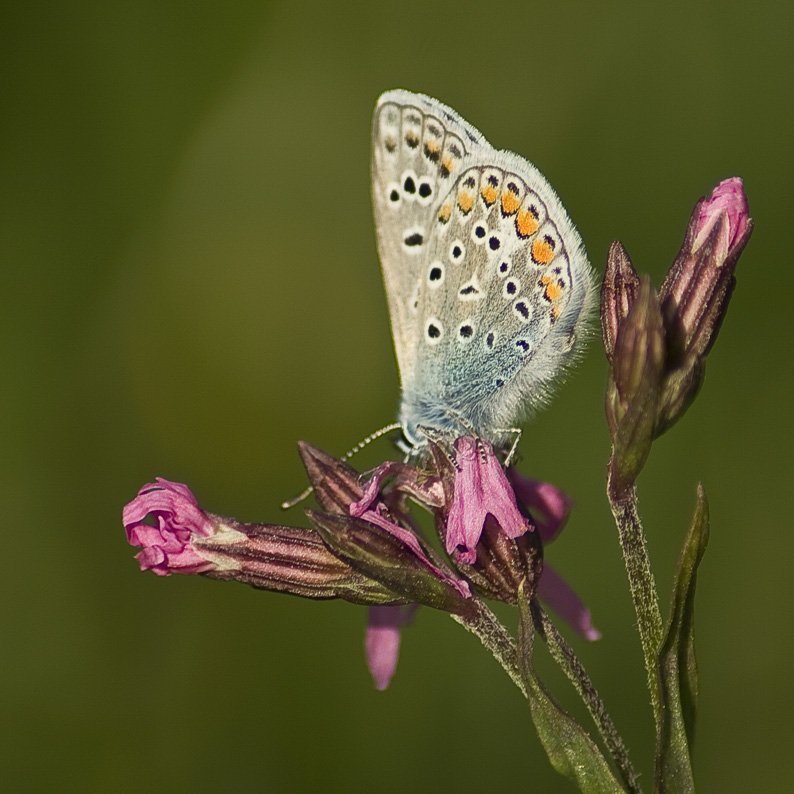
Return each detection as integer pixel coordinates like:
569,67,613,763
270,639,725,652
401,152,594,443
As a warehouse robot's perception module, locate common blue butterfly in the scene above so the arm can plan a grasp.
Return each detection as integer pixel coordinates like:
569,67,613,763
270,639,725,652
371,90,596,451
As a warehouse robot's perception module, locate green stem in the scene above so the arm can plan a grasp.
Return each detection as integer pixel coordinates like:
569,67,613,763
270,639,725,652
534,603,642,794
607,470,664,716
455,597,642,794
451,600,527,697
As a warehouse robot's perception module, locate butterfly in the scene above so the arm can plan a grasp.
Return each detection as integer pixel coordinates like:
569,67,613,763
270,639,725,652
371,90,596,453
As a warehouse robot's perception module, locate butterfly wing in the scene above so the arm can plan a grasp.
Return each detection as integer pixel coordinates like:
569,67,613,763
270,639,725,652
371,91,596,446
371,90,482,388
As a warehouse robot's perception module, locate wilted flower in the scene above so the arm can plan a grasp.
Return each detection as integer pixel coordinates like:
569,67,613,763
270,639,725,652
124,479,217,576
123,478,400,604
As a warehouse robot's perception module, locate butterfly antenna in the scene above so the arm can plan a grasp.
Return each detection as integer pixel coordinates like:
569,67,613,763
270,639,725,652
280,484,314,511
340,422,402,462
280,423,402,510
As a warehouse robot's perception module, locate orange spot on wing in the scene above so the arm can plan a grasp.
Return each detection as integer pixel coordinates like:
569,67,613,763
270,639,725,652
501,190,520,215
457,191,474,213
481,185,498,205
438,203,452,223
424,139,440,154
441,155,456,174
551,306,561,320
544,281,563,302
516,208,539,238
532,237,555,265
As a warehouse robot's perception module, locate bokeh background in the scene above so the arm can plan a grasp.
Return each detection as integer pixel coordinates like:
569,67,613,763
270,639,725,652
3,1,792,791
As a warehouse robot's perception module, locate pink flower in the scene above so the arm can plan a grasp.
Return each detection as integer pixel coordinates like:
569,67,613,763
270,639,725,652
446,437,531,564
123,479,216,576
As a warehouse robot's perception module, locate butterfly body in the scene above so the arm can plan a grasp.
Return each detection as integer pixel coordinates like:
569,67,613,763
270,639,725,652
371,90,595,449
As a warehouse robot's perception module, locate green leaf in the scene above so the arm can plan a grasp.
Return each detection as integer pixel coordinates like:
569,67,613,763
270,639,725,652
517,586,627,794
654,484,710,793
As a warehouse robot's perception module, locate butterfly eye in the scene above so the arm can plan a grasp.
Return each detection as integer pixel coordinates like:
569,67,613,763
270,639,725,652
386,181,402,209
399,169,419,202
458,275,482,302
402,226,425,253
457,322,474,343
513,299,532,322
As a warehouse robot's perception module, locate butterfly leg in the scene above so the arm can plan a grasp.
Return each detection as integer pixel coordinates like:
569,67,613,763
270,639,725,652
497,427,523,469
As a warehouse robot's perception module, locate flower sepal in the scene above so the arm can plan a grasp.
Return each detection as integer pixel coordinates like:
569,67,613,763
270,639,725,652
306,509,474,616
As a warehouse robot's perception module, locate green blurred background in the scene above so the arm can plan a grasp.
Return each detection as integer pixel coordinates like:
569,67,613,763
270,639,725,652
2,1,791,791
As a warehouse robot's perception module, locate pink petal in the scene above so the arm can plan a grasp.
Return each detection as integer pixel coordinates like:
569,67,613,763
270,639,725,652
508,469,573,545
354,506,471,600
366,605,407,690
123,479,217,576
447,437,530,564
693,177,750,255
537,564,601,641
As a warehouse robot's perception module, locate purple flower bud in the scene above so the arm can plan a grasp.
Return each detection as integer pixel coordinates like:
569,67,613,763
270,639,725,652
656,177,753,434
308,510,472,612
601,240,641,365
660,177,751,359
123,479,217,576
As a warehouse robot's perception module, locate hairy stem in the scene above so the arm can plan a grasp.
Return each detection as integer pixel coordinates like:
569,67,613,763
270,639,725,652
534,602,643,794
451,600,526,697
607,471,664,716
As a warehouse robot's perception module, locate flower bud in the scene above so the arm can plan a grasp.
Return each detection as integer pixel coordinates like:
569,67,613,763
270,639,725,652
307,510,473,615
656,177,753,433
601,240,641,365
608,277,665,490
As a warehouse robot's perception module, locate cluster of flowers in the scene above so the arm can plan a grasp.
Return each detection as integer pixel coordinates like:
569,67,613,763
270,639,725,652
124,436,597,689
